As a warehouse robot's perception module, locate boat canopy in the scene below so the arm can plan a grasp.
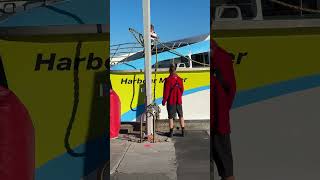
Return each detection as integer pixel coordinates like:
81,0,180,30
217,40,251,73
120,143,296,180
111,32,210,71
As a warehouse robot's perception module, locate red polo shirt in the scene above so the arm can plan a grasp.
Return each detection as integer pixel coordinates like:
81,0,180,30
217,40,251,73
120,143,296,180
162,73,184,105
211,41,237,135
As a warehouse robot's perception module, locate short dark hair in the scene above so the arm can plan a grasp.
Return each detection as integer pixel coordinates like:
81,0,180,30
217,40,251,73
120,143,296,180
169,63,176,73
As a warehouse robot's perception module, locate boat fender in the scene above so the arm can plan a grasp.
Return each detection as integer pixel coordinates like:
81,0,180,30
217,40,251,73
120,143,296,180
110,89,121,139
0,86,35,180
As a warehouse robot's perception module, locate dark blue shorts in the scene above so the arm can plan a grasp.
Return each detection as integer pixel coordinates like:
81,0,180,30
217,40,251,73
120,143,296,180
166,104,183,119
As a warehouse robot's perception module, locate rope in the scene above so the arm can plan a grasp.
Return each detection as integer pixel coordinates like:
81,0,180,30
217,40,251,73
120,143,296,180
118,61,139,112
153,41,158,102
47,5,87,157
269,0,320,14
64,41,86,157
152,41,160,140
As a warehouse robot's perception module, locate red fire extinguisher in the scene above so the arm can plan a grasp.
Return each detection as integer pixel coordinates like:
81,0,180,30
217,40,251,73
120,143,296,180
0,56,35,180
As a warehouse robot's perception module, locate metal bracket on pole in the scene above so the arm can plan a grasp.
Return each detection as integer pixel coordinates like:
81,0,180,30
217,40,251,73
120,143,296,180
142,0,153,136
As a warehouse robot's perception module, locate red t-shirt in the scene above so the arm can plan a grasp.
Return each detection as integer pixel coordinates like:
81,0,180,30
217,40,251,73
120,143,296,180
162,74,184,105
211,41,237,134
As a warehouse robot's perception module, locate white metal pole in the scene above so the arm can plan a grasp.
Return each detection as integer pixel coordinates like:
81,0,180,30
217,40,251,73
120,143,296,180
142,0,153,136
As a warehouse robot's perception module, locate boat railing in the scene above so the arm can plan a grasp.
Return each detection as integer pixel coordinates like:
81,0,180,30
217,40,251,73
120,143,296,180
128,27,198,52
111,28,210,67
110,42,144,65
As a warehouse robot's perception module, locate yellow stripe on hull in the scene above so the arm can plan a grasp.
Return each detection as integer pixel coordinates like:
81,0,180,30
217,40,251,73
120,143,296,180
0,36,108,168
215,35,320,90
110,69,210,121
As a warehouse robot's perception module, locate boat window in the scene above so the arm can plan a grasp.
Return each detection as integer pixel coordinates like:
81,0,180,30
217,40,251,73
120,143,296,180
214,0,320,20
152,59,170,69
23,1,45,11
1,2,14,15
152,59,173,69
262,0,320,19
152,56,191,69
3,3,15,14
181,56,191,68
220,7,240,18
191,52,209,68
213,0,257,20
172,57,181,66
204,52,210,65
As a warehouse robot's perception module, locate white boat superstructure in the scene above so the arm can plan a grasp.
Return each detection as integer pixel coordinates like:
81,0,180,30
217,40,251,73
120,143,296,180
213,0,320,30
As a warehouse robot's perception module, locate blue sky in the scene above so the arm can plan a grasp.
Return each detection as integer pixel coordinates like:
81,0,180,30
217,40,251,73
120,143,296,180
110,0,210,44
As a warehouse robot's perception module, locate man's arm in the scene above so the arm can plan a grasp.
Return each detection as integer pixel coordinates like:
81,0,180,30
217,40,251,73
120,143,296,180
162,78,169,105
213,46,236,110
225,70,236,110
151,32,158,39
179,78,184,94
219,49,237,110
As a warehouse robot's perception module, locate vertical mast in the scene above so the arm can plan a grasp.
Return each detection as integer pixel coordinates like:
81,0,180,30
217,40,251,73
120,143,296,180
142,0,153,136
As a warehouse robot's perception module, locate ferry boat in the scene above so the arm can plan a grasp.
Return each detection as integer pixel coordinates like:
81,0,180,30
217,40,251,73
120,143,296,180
110,31,210,122
213,0,320,108
0,0,108,179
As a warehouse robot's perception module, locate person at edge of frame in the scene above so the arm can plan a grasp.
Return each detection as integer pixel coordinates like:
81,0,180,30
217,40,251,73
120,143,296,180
150,24,158,50
150,24,158,42
162,63,185,137
211,39,237,180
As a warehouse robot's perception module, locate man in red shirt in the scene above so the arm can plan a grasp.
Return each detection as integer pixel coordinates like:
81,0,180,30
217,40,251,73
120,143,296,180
211,40,236,180
162,63,185,137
